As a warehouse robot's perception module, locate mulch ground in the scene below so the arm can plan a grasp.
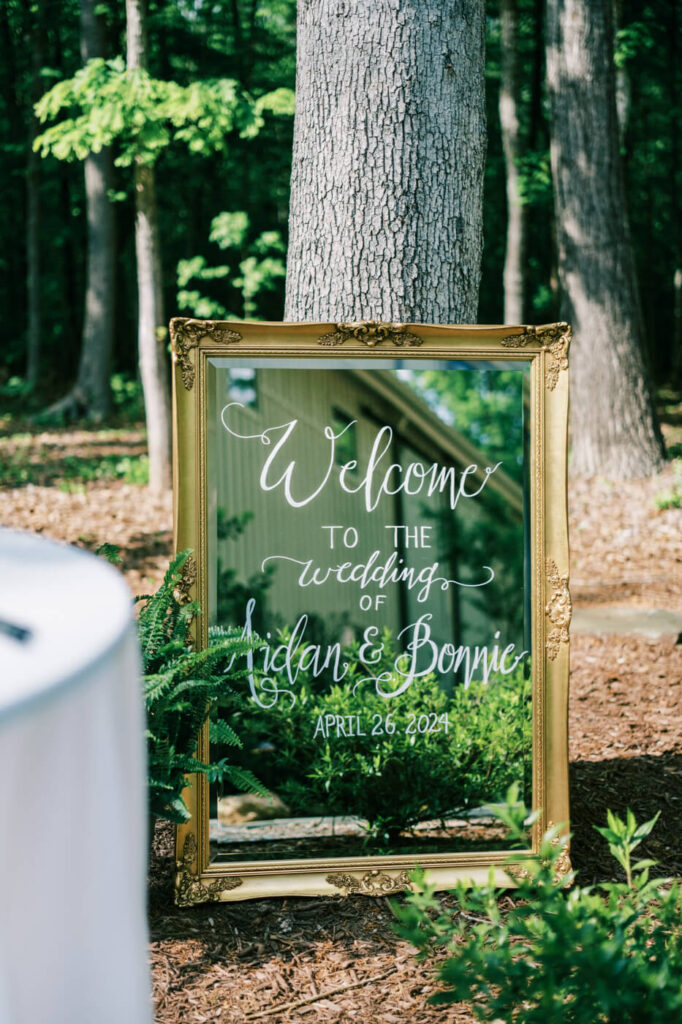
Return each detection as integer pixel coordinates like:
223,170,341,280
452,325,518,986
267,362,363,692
1,429,681,1022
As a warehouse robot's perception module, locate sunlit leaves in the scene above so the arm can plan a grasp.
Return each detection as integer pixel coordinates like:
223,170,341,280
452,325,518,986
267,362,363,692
177,210,286,320
33,56,294,166
394,800,681,1022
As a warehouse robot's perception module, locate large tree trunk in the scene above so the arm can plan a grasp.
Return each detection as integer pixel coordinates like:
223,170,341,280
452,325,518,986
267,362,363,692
285,0,486,323
546,0,664,479
126,0,172,492
499,0,525,324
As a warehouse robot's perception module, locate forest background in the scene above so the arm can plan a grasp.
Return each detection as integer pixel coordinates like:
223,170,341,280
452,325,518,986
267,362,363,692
1,0,680,434
3,5,682,1019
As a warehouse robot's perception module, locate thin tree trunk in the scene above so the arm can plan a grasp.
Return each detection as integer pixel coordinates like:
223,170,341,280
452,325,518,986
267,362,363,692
77,0,115,419
285,0,486,323
74,146,116,419
25,8,44,388
670,3,681,384
528,0,544,151
674,269,682,385
612,0,631,146
546,0,664,479
46,0,116,421
126,0,171,493
499,0,525,324
26,135,41,387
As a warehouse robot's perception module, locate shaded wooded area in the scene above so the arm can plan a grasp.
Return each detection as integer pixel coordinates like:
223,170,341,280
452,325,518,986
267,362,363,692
1,0,679,412
2,3,682,1017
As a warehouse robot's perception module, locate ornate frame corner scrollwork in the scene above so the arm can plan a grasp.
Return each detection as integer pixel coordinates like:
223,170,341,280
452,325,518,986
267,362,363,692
174,555,198,645
501,322,571,391
317,321,424,348
170,318,243,391
174,554,197,605
171,318,571,902
325,870,412,896
545,558,571,661
506,824,572,887
175,834,242,907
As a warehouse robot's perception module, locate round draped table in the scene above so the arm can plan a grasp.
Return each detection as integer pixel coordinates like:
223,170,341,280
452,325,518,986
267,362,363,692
0,529,152,1024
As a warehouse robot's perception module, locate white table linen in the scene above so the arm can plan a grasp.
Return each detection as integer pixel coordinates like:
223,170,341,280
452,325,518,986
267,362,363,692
0,529,152,1024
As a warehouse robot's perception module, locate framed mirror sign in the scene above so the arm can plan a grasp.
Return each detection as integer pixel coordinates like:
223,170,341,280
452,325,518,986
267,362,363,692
170,319,571,904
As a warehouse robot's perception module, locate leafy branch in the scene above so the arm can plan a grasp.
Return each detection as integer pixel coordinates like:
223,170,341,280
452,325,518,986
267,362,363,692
33,56,294,166
393,790,681,1023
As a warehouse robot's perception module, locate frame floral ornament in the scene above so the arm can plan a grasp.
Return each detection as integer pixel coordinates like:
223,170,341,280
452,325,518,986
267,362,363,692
169,319,571,904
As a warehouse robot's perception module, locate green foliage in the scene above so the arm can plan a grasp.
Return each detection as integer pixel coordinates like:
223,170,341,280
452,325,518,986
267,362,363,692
116,454,149,485
393,795,681,1023
654,460,682,510
177,210,286,320
57,453,149,489
0,448,40,488
0,0,298,384
404,367,526,639
33,57,293,166
138,549,266,823
0,376,34,400
409,368,525,483
2,0,680,391
110,373,145,421
226,632,531,840
95,542,122,566
0,434,149,489
614,21,655,68
517,150,553,207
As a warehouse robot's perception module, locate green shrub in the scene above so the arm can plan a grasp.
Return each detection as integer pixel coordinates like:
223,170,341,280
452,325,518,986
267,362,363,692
224,631,531,840
654,459,682,510
393,792,682,1023
0,446,39,487
0,375,33,400
137,549,266,824
110,372,145,421
58,451,150,489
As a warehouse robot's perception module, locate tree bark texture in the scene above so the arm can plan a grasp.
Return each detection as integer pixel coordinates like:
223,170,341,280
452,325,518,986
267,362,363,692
670,3,681,384
25,7,44,388
127,0,172,492
26,134,41,387
285,0,486,323
47,0,116,420
499,0,525,324
546,0,664,478
612,0,630,146
75,146,115,419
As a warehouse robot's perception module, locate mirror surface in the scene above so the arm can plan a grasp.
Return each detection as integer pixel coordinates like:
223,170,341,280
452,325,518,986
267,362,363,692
205,358,531,863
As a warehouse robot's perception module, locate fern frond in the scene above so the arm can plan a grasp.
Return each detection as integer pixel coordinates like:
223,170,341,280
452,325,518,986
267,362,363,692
209,719,243,747
222,765,269,797
141,549,267,826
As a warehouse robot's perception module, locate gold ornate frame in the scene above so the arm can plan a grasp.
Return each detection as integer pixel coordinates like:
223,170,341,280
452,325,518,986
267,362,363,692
170,319,571,904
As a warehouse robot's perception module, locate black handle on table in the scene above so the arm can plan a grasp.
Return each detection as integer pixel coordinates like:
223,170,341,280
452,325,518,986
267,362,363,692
0,617,32,643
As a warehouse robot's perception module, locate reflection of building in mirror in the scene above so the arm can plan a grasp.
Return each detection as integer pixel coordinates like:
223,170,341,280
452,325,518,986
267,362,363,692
209,365,528,680
204,361,533,863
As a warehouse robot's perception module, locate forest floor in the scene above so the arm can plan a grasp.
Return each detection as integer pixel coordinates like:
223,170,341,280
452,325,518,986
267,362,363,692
1,425,681,1022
